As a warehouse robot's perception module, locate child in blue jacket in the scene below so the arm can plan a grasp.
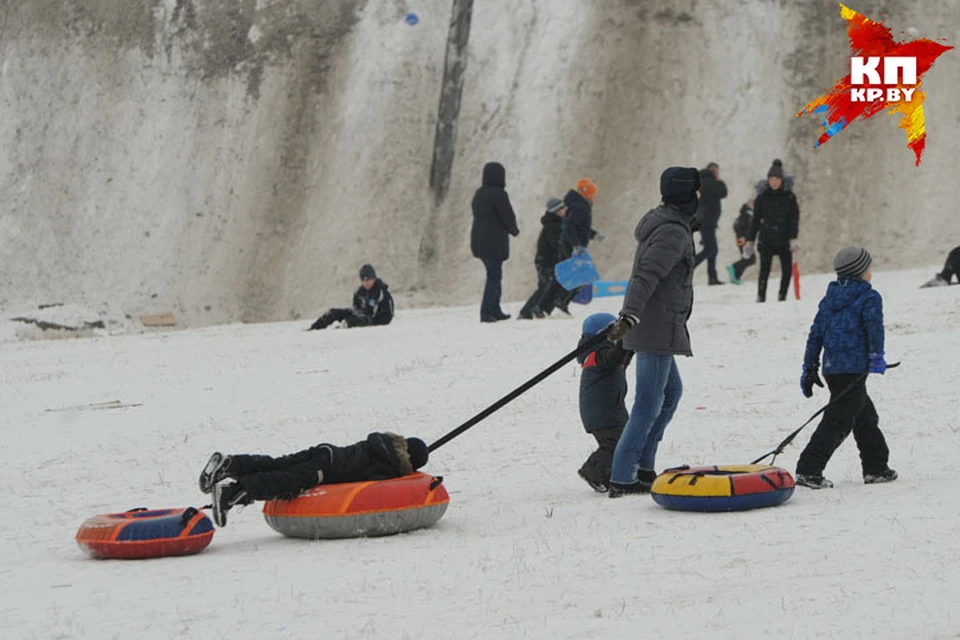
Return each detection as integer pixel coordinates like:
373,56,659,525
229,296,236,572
576,313,633,492
795,247,897,488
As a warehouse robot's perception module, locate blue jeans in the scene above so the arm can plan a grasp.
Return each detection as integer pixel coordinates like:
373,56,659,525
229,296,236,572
610,353,683,484
694,228,719,281
480,257,504,319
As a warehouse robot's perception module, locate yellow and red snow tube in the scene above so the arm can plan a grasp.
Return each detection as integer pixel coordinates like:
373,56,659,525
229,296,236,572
262,472,449,539
651,464,795,512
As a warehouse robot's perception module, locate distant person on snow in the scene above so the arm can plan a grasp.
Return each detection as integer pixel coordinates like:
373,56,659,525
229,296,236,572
726,197,757,284
795,247,897,489
308,264,394,330
518,197,566,320
470,161,519,323
693,162,728,285
921,245,960,287
198,432,430,527
604,167,699,498
743,160,800,302
539,178,599,316
575,313,633,493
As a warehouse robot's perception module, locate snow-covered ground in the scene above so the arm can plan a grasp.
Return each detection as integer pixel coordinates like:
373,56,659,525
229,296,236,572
2,266,959,639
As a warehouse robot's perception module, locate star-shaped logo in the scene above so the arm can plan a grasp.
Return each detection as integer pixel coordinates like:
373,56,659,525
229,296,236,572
796,4,952,166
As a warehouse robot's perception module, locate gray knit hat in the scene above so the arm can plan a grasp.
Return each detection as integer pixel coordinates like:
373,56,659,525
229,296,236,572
545,197,565,213
834,246,872,279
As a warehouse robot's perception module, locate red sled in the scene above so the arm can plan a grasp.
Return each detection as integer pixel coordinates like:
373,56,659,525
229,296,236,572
792,262,801,300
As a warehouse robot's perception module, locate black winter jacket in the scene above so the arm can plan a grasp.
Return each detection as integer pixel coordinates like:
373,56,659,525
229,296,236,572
695,169,727,230
534,210,564,271
352,279,394,326
748,187,799,250
561,189,593,249
471,162,519,260
732,203,753,238
577,337,631,433
322,432,419,484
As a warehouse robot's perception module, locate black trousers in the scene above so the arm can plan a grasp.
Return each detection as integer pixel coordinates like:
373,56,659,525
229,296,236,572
758,247,792,300
231,446,333,500
311,308,372,330
519,266,554,317
536,243,574,314
796,374,890,477
580,427,624,480
731,245,757,279
694,228,720,281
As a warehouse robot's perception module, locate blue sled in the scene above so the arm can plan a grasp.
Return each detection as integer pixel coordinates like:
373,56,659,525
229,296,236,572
554,251,599,291
592,280,628,297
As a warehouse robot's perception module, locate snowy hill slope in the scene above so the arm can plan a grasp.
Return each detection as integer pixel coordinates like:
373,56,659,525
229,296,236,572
1,267,959,639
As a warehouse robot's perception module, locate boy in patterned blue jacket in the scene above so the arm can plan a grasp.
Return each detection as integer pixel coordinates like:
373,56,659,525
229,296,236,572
576,313,633,493
795,247,897,489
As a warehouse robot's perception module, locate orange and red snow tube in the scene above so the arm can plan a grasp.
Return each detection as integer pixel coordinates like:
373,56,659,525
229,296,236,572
262,472,449,539
76,507,215,559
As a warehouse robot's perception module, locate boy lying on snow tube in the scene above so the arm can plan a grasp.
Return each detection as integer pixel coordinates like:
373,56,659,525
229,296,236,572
198,432,429,527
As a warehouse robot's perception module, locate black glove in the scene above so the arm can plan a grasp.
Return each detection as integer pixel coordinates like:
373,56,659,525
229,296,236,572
690,216,702,233
606,314,638,342
800,366,824,398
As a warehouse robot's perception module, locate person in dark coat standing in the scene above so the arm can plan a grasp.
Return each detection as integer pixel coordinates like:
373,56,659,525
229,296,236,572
308,264,395,330
795,247,897,489
604,167,699,498
693,162,728,285
518,197,566,319
471,162,519,322
743,160,800,302
198,432,430,526
576,313,633,493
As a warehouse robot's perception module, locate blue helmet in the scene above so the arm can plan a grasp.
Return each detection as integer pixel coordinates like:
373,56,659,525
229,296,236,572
582,313,616,337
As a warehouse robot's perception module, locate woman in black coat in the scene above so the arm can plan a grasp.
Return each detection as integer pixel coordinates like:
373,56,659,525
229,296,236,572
744,161,800,302
470,162,519,322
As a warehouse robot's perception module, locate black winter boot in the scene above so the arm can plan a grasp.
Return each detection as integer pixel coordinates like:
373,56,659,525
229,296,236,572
211,481,253,527
863,468,898,484
608,481,650,498
199,452,234,494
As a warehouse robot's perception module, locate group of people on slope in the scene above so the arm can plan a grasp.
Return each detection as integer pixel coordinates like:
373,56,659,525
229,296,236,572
570,166,897,496
250,157,950,523
469,161,601,322
693,158,802,303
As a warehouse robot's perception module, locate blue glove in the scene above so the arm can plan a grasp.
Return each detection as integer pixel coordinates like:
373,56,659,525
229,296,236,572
572,246,586,256
869,353,887,374
800,366,824,398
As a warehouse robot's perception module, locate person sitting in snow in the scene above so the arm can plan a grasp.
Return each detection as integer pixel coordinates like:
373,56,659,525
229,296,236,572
576,313,632,493
921,245,960,287
795,247,897,489
198,432,430,526
308,264,394,330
